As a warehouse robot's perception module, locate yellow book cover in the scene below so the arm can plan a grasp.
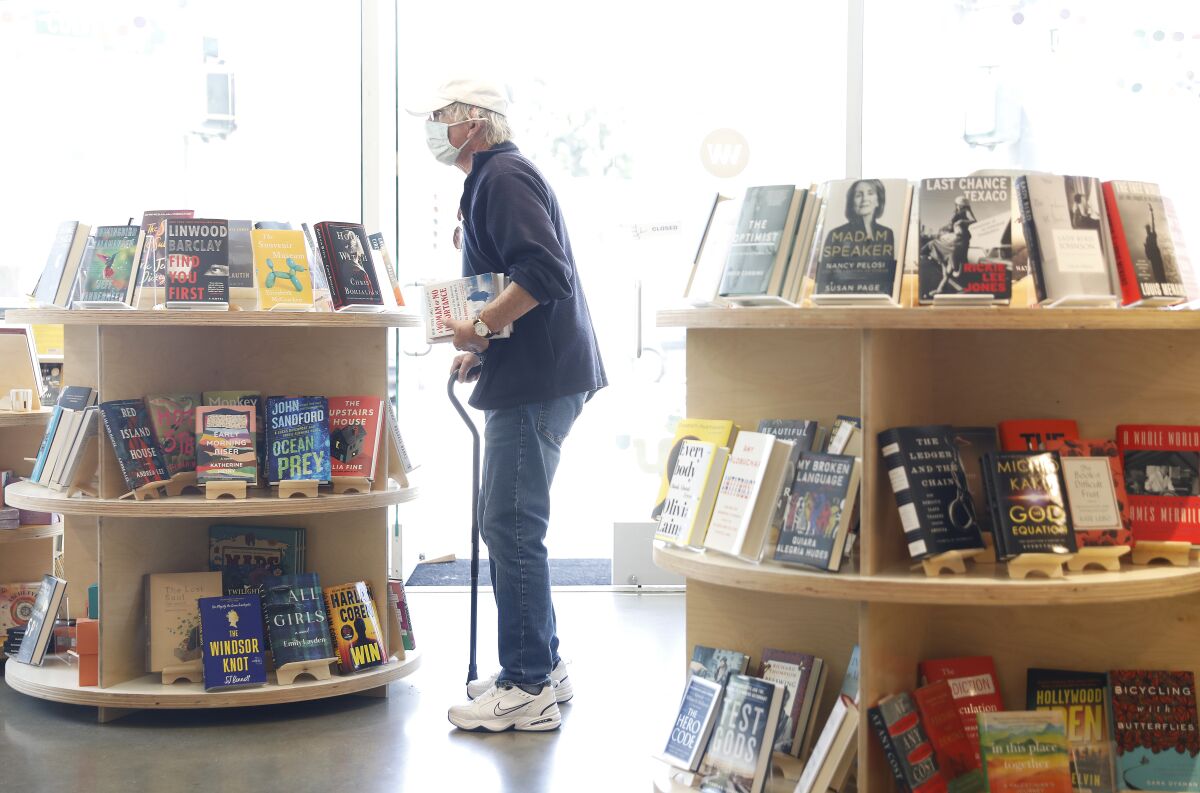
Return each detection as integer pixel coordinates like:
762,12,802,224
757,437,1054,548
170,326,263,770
324,581,387,673
656,441,729,547
653,419,737,520
252,229,314,310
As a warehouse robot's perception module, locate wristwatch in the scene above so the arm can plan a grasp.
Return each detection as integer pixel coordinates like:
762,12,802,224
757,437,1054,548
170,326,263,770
473,317,493,338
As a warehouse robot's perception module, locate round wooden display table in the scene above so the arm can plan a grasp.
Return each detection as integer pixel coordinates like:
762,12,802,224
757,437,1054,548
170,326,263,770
0,524,64,544
0,409,52,429
6,308,422,329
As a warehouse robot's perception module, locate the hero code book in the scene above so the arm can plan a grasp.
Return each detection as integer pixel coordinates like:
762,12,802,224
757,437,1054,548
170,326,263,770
1109,670,1200,792
324,581,387,673
99,399,170,493
198,594,267,691
196,405,256,484
164,217,229,307
313,221,383,310
1116,425,1200,545
328,396,384,480
265,396,330,484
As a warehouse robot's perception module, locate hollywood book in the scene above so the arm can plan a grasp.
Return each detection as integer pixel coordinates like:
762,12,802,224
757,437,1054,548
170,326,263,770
313,221,383,309
195,405,256,484
1026,668,1115,793
198,594,267,691
145,393,200,477
1116,424,1200,545
324,581,387,673
1109,669,1200,792
265,396,330,484
813,178,909,301
164,217,229,306
74,225,143,305
328,396,384,480
918,176,1014,304
264,573,334,666
98,398,170,493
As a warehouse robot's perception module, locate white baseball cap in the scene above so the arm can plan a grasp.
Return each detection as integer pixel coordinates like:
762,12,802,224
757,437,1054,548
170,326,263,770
406,78,509,117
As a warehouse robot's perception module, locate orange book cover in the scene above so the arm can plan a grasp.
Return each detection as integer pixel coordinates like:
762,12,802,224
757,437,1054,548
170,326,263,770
998,420,1079,452
323,581,386,673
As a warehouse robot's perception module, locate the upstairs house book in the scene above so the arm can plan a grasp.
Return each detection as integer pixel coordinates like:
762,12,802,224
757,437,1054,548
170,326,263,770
774,451,861,572
1103,181,1186,307
1116,424,1200,544
264,573,334,667
1026,668,1114,793
198,594,267,691
196,405,257,484
653,418,738,520
918,176,1014,305
313,221,383,310
324,581,387,673
251,228,313,310
328,396,384,480
1109,670,1200,793
812,178,910,302
422,273,512,344
145,393,200,477
99,398,170,493
265,396,330,484
73,225,143,305
164,217,229,307
718,184,802,298
977,710,1073,793
655,439,729,549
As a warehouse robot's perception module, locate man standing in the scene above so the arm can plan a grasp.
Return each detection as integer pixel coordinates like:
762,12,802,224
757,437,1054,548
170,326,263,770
408,79,606,732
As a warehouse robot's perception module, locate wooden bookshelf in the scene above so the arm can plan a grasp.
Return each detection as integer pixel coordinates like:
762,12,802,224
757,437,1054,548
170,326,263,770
6,308,421,329
0,408,52,429
0,524,63,544
654,307,1200,793
0,406,56,602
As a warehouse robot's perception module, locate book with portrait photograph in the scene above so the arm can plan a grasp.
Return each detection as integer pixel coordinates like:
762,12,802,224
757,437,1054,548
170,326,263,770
812,178,911,304
918,176,1014,305
1103,181,1186,307
1116,424,1200,544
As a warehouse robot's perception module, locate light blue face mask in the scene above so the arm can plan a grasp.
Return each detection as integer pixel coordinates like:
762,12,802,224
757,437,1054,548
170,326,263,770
425,118,483,166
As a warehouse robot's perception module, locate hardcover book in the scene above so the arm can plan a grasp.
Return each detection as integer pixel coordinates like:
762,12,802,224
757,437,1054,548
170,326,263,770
35,220,90,307
265,396,330,484
703,432,794,562
983,451,1077,558
74,225,143,305
915,680,986,793
264,573,334,667
653,418,738,520
999,420,1080,452
878,425,986,559
868,692,948,793
138,209,194,295
1103,181,1186,307
758,649,825,758
978,710,1073,793
718,184,802,297
198,594,267,690
918,176,1014,304
145,571,222,672
951,426,1001,539
661,675,724,772
313,221,383,309
1017,174,1117,305
164,217,229,307
324,581,387,673
227,219,254,290
207,525,305,599
697,674,785,793
13,574,66,666
656,440,729,548
328,396,384,480
368,232,405,306
758,418,821,529
251,228,313,310
689,645,749,687
1109,669,1200,792
145,393,200,477
774,452,861,572
386,578,416,652
919,656,1005,764
1026,668,1115,793
99,398,171,493
204,391,264,483
196,405,256,484
1116,424,1200,544
796,695,860,793
1045,438,1134,547
422,273,512,343
813,178,910,301
0,581,41,635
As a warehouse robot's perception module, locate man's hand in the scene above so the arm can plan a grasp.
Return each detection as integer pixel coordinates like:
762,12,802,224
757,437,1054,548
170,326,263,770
451,352,482,383
448,318,490,354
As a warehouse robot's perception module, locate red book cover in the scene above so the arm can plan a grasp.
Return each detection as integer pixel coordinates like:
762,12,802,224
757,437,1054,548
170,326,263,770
1116,425,1200,544
914,679,983,780
919,656,1004,765
1045,438,1134,547
1103,181,1186,307
998,420,1080,452
328,396,383,479
1103,180,1142,306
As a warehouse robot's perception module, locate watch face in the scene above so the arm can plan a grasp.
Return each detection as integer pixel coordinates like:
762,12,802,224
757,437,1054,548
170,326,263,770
474,320,489,337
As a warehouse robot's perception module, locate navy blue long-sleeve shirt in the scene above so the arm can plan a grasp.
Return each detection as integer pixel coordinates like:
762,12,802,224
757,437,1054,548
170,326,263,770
459,141,607,410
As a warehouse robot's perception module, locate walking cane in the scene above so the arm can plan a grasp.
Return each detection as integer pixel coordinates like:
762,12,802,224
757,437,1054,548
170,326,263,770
446,368,482,689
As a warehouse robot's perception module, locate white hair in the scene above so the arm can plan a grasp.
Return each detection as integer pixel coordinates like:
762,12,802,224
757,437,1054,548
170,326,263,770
437,102,512,147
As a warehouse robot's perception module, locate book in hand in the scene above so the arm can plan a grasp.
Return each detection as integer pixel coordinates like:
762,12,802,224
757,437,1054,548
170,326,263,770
978,710,1073,793
34,220,91,307
198,594,267,690
1103,181,1186,307
757,648,825,758
653,418,738,521
1026,668,1115,793
795,695,860,793
689,645,749,687
251,228,314,311
774,451,861,572
99,398,171,494
878,426,986,559
660,674,724,772
324,581,387,673
145,393,200,477
145,571,222,672
919,656,1004,764
918,176,1014,305
265,396,330,484
914,680,987,793
313,221,384,310
264,573,335,667
982,451,1077,559
718,185,803,298
422,273,511,343
655,440,729,549
196,405,257,485
164,217,230,308
328,396,384,481
703,431,794,562
999,419,1080,452
696,674,785,793
868,691,948,793
1116,424,1200,544
14,574,66,666
1045,439,1132,549
812,178,910,303
1108,669,1200,792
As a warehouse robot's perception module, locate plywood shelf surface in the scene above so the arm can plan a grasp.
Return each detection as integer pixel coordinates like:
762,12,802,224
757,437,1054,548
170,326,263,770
654,544,1200,605
6,308,421,328
3,651,420,709
0,523,63,544
3,479,418,518
0,409,52,428
657,306,1200,331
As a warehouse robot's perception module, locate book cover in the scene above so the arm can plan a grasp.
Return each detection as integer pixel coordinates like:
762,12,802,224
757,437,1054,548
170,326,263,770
718,184,799,297
920,657,1004,764
915,680,987,793
1103,181,1186,306
99,398,170,493
30,405,64,483
978,710,1073,793
328,396,384,480
687,195,741,303
195,405,256,484
0,581,41,635
74,225,142,304
697,674,784,793
422,273,511,343
264,573,334,667
227,219,253,289
656,440,729,548
758,649,824,757
368,232,405,306
313,221,383,309
918,176,1013,304
386,578,416,652
145,571,222,672
999,420,1081,452
36,220,89,307
1109,670,1200,792
868,692,948,793
145,393,200,477
251,229,313,310
1026,668,1115,793
207,524,304,599
813,178,909,300
1116,425,1200,545
1045,438,1134,547
653,418,738,520
703,432,794,561
164,217,229,306
39,385,97,487
1017,174,1114,304
758,418,821,530
14,574,66,666
775,452,861,571
796,695,859,793
689,645,749,687
984,451,1077,558
324,581,387,673
661,674,724,772
198,594,267,690
265,396,330,484
204,391,265,483
951,427,1001,540
138,209,194,292
841,645,861,703
878,426,986,559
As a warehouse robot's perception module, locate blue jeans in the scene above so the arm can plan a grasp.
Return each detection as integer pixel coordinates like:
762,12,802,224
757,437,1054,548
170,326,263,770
479,392,587,687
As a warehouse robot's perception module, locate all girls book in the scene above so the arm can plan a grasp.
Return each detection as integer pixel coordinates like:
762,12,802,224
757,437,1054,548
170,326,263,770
264,573,334,667
195,405,256,484
1116,425,1200,545
99,398,170,493
1108,670,1200,792
1103,181,1186,307
198,594,267,691
324,581,387,673
145,393,200,477
313,221,383,310
164,217,229,308
265,396,330,484
918,176,1014,304
327,396,384,480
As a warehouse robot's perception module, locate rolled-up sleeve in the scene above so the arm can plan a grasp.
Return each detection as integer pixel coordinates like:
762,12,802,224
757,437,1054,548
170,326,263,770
484,172,573,304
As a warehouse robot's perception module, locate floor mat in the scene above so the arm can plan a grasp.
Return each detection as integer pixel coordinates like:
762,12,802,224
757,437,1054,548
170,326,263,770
406,558,612,587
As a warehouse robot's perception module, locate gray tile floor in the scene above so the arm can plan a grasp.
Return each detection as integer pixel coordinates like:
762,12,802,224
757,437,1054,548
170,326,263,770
0,589,685,793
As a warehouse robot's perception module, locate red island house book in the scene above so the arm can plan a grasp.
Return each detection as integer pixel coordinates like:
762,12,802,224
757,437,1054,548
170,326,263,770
1116,424,1200,545
919,656,1005,766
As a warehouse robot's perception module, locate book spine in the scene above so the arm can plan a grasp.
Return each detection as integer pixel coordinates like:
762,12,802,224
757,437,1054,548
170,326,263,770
312,223,344,310
30,407,63,482
877,429,929,559
868,706,914,793
1103,182,1140,305
1015,176,1047,303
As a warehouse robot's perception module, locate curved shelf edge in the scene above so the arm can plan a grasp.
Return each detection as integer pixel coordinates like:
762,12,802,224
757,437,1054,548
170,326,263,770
3,479,418,518
653,544,1200,605
0,409,53,428
0,523,63,543
4,651,420,709
5,308,422,329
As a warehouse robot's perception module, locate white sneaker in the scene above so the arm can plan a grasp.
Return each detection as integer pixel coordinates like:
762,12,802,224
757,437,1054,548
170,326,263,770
466,659,574,703
447,682,561,732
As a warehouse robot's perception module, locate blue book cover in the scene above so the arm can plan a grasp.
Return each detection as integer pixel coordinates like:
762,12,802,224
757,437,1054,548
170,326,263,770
265,396,330,484
662,675,724,772
207,525,304,595
265,573,334,666
198,594,267,690
98,398,170,492
30,406,63,481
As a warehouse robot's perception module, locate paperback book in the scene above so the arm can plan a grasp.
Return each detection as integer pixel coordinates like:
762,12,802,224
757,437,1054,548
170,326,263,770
99,398,170,493
1116,424,1200,544
164,217,229,307
697,674,785,793
1109,669,1200,792
386,578,416,652
368,232,405,306
918,176,1014,304
324,581,387,673
328,396,384,480
653,418,738,520
313,221,384,310
251,228,313,310
978,710,1073,793
138,209,194,296
758,418,820,530
207,525,305,599
145,393,200,477
73,225,143,305
265,396,330,484
227,219,254,290
774,451,861,572
914,680,987,793
999,419,1080,452
1026,668,1115,793
796,695,860,793
703,431,794,562
812,178,909,302
198,594,267,690
422,273,512,343
661,675,724,772
655,440,729,548
0,581,41,635
196,405,257,484
951,426,1001,539
264,573,334,666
